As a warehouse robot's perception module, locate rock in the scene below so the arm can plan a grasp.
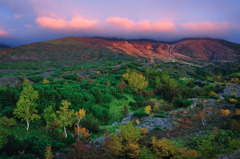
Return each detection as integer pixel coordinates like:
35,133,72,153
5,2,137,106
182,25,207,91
111,122,120,126
138,116,174,132
89,136,106,149
121,113,134,125
219,84,240,97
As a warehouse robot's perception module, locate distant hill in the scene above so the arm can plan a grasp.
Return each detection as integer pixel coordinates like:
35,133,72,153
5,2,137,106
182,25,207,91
0,44,9,48
0,37,239,64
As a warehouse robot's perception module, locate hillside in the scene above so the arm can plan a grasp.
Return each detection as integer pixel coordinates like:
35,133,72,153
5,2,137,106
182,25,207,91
0,37,239,69
0,60,240,158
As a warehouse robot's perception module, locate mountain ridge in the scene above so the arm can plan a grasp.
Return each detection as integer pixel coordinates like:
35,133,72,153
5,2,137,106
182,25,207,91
0,37,239,64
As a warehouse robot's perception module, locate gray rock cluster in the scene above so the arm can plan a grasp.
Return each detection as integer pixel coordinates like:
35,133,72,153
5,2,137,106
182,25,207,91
138,116,174,132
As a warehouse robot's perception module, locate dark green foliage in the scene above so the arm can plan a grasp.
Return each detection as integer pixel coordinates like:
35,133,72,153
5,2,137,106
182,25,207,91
134,111,146,118
62,74,77,81
231,114,240,120
81,116,101,133
1,107,14,118
174,97,192,108
28,76,44,83
154,113,165,118
236,101,240,108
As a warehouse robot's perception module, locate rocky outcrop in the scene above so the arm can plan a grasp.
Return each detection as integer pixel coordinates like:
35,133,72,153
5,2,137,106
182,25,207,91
138,116,174,132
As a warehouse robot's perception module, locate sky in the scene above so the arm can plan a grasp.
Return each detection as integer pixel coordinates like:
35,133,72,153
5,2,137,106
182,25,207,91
0,0,240,46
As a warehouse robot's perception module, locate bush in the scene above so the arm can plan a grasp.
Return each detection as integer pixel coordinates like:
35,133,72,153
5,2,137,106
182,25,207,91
229,98,238,103
209,91,218,97
139,146,156,159
154,113,165,118
81,116,101,133
134,111,146,118
174,97,192,108
62,74,77,81
28,76,44,83
151,137,199,159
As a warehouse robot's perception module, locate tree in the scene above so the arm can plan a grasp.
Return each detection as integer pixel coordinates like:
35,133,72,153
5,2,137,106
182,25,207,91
55,100,75,138
122,71,148,92
14,84,39,131
74,108,86,138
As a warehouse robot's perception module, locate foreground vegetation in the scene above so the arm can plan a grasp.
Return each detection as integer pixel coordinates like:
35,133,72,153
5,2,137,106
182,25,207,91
0,61,240,158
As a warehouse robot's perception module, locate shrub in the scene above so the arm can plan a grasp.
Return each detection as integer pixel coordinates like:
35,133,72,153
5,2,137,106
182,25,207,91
81,116,101,133
154,113,165,118
209,91,218,97
108,122,142,158
151,137,199,159
138,146,156,159
62,74,77,81
134,111,146,118
174,97,192,108
28,76,44,83
229,98,238,103
122,71,148,92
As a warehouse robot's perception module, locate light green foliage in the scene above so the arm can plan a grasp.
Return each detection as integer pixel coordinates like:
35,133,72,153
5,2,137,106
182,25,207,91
54,100,75,138
209,91,218,97
109,122,142,158
123,71,148,92
14,84,39,131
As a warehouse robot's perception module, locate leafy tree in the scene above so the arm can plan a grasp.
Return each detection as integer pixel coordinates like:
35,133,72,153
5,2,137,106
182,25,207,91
123,71,148,92
14,84,39,131
75,108,86,138
54,100,75,138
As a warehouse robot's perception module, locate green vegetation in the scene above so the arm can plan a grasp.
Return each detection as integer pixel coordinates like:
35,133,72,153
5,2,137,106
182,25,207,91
0,60,239,158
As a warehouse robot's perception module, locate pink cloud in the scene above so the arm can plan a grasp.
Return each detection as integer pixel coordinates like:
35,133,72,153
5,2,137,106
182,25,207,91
105,17,135,30
105,17,176,32
36,16,98,30
179,21,239,32
0,29,7,36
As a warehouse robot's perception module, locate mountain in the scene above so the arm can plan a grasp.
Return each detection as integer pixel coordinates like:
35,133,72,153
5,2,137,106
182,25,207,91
0,37,239,64
0,44,9,49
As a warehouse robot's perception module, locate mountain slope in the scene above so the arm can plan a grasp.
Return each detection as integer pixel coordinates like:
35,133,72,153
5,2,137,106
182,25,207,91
0,37,239,64
0,44,9,49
